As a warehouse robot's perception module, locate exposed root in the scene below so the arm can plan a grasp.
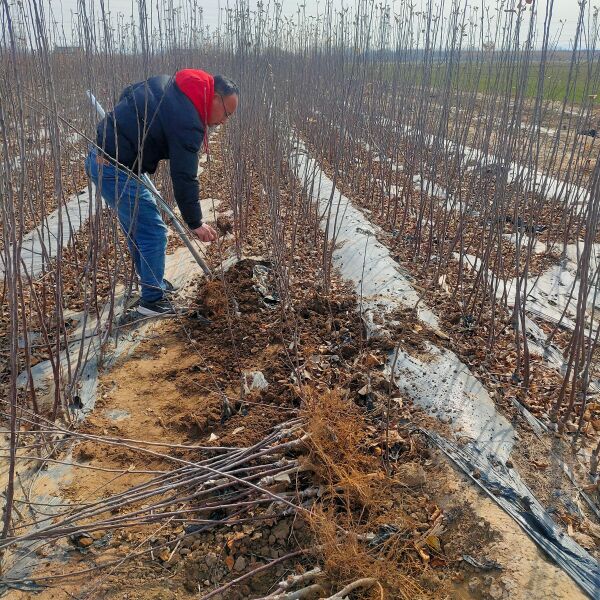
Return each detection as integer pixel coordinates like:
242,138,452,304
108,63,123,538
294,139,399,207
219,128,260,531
302,388,428,599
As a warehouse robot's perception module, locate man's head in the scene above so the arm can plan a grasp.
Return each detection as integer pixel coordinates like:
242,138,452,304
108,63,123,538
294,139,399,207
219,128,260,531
209,75,239,126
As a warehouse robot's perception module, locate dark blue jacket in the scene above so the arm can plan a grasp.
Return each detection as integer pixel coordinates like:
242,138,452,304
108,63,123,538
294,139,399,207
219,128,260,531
96,75,205,228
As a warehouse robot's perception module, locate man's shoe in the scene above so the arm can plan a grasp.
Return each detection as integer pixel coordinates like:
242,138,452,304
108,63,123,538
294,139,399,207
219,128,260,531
163,279,179,295
137,298,185,317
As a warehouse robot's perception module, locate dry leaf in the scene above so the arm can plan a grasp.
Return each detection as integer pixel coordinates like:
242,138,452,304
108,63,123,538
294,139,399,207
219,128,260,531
158,548,171,562
226,532,245,550
364,353,382,367
426,535,442,553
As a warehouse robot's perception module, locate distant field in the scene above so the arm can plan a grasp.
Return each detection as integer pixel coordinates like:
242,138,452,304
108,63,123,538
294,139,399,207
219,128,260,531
382,60,600,104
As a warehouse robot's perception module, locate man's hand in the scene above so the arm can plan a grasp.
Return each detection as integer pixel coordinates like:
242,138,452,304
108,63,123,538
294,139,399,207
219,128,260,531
192,223,218,242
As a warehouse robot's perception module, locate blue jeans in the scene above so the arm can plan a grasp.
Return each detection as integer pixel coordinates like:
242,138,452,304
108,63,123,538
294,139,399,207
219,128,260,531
85,148,168,302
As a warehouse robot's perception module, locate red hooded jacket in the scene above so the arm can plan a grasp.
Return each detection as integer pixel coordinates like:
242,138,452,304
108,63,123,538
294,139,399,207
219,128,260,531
175,69,214,150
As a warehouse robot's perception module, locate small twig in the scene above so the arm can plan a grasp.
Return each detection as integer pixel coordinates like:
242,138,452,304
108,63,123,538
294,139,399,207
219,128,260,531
325,578,380,599
269,584,327,599
257,567,323,599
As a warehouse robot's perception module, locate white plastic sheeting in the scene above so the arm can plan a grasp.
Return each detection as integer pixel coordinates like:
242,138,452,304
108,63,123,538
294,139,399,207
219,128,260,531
290,137,514,458
461,242,600,335
16,245,206,415
291,139,440,333
331,118,595,383
391,122,590,207
0,188,94,279
391,343,515,462
15,194,227,414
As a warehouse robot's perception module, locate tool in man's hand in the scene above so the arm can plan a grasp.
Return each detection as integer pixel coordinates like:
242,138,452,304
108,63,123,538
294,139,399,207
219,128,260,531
87,90,212,278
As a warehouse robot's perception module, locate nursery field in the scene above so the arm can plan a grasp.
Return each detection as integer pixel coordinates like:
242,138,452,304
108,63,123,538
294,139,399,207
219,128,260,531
2,1,600,599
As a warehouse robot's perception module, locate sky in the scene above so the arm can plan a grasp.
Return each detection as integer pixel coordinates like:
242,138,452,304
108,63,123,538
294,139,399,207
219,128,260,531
45,0,581,48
